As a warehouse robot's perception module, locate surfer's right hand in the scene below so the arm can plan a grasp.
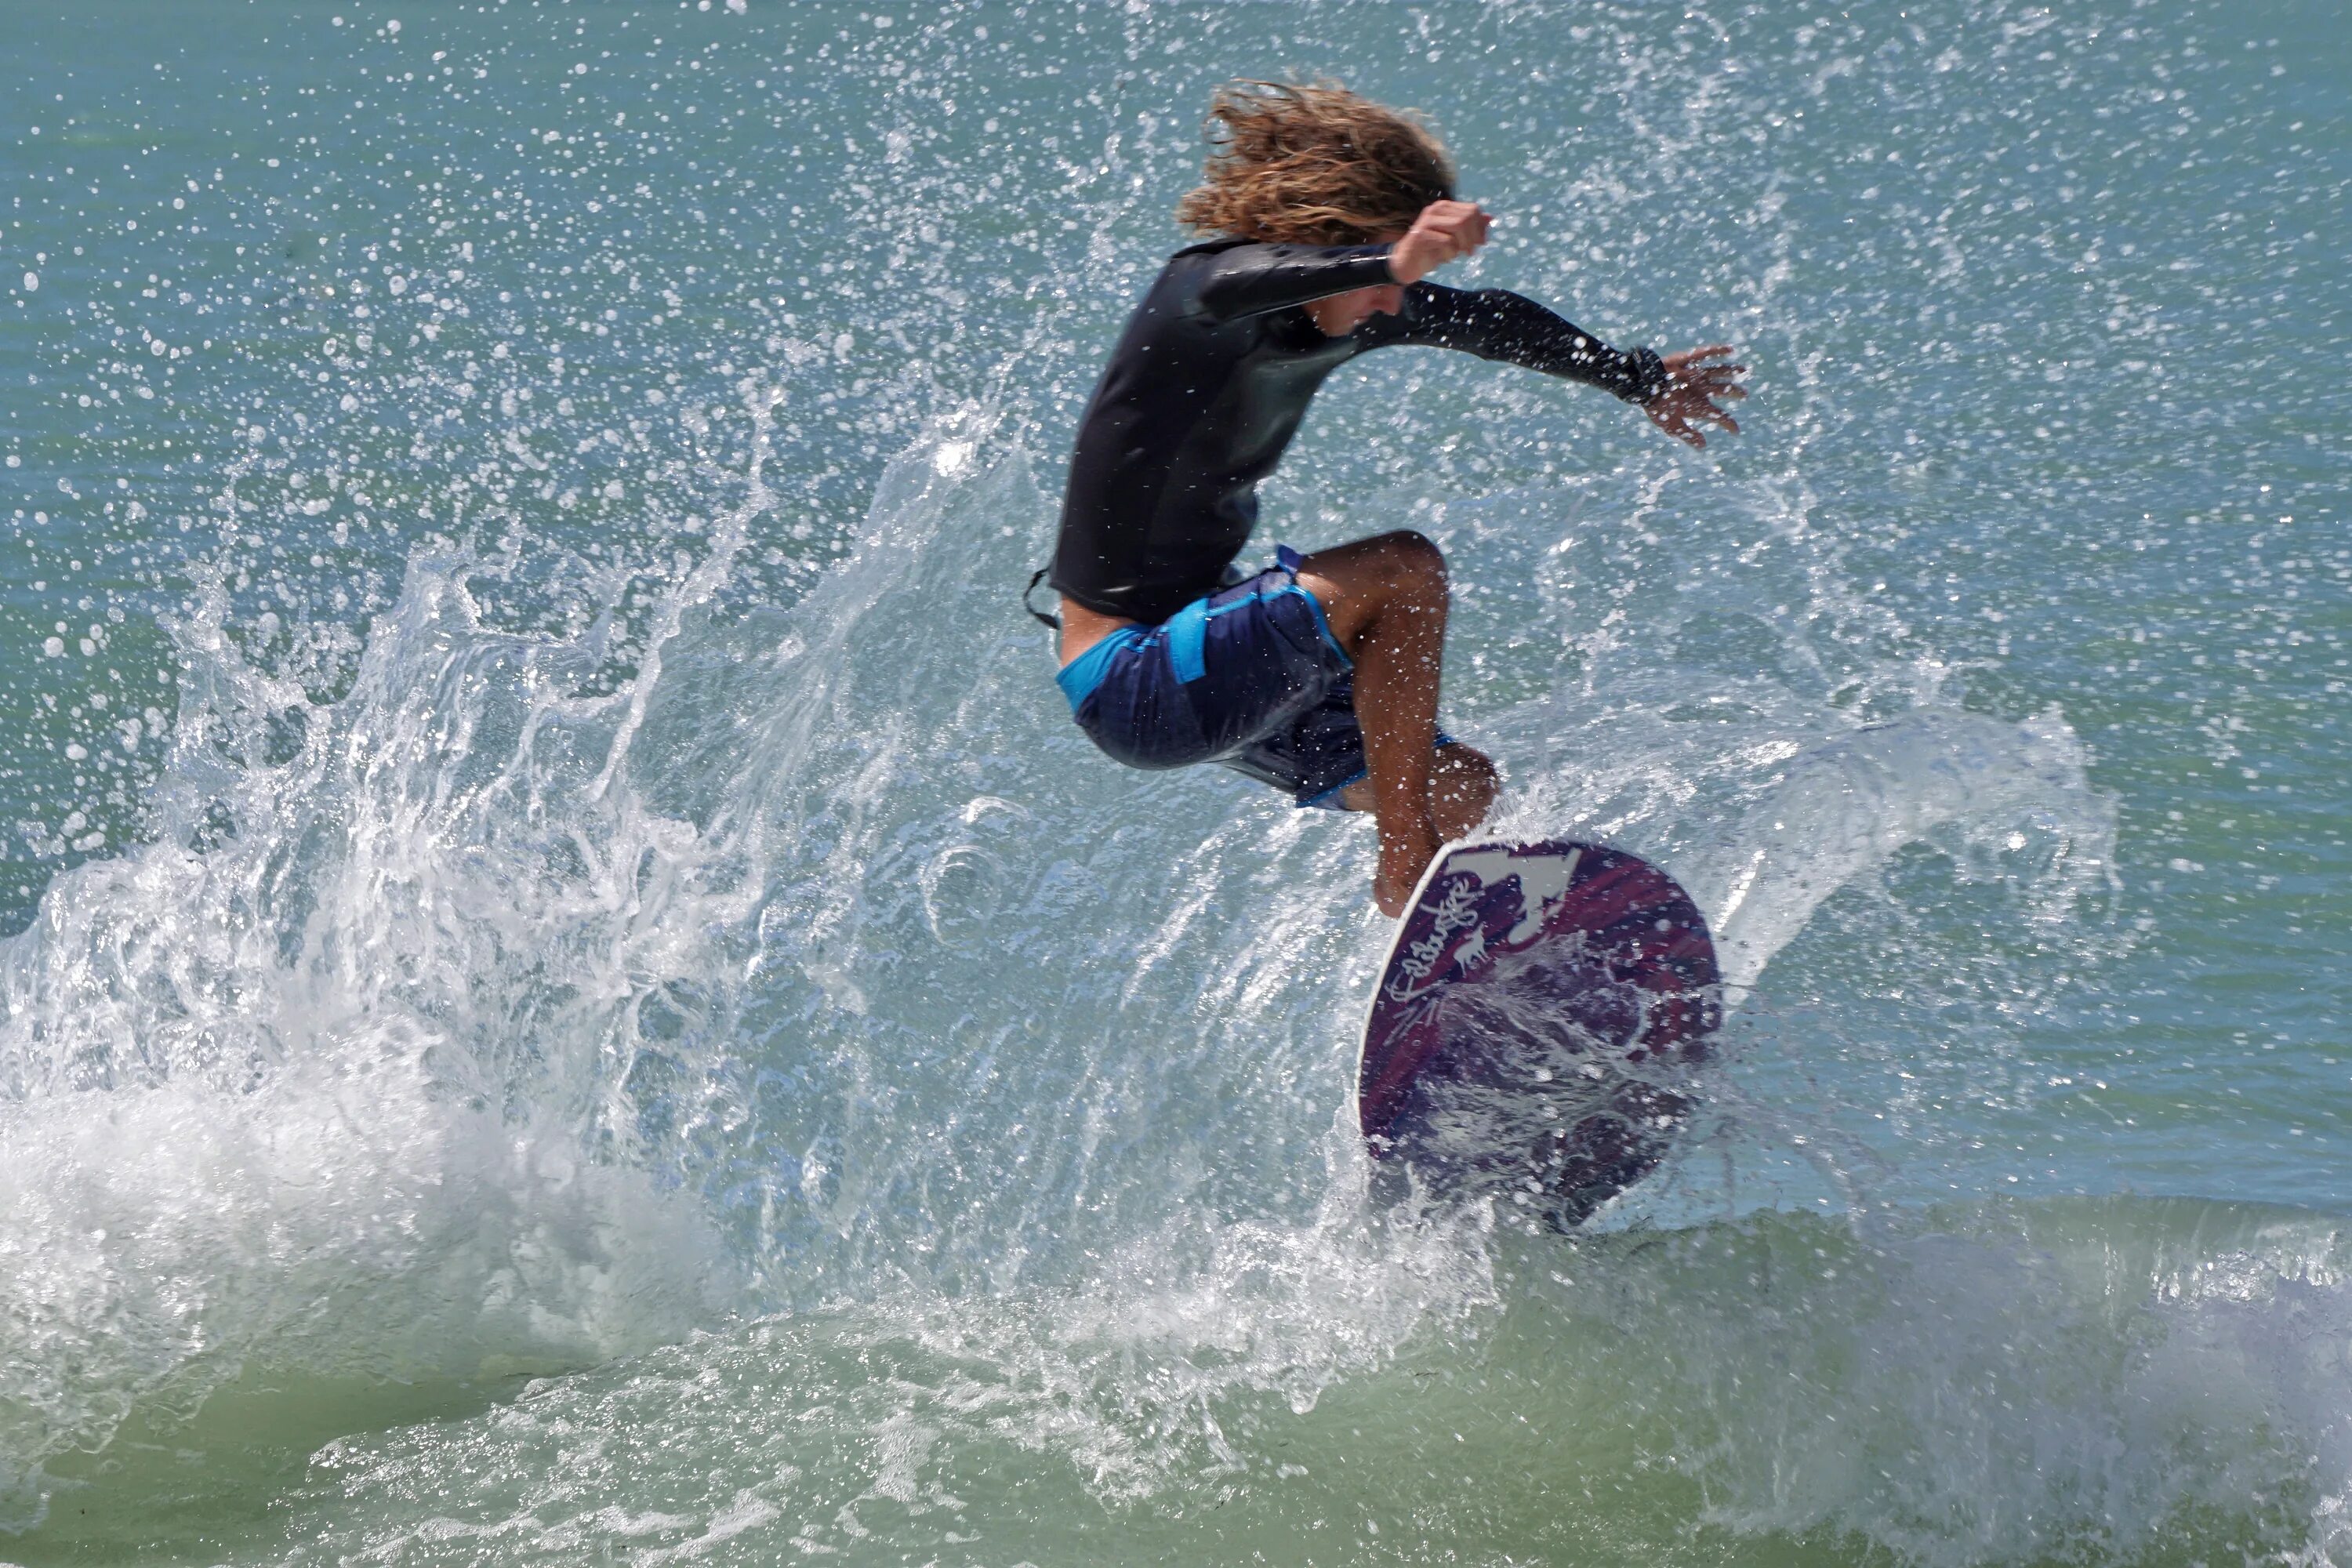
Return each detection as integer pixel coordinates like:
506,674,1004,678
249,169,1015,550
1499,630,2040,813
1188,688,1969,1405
1643,345,1748,449
1388,200,1491,286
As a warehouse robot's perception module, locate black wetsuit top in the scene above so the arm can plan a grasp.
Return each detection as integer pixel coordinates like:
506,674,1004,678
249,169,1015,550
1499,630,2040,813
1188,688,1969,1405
1051,238,1669,625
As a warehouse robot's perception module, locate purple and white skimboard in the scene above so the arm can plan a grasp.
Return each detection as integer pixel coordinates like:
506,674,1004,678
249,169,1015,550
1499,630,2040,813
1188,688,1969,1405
1357,840,1722,1230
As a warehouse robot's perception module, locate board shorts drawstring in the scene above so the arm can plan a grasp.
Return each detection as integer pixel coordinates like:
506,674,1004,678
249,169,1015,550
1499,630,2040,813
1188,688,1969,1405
1022,567,1060,631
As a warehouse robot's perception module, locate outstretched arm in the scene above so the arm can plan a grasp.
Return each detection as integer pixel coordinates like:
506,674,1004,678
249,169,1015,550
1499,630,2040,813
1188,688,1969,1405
1369,200,1748,444
1363,283,1677,402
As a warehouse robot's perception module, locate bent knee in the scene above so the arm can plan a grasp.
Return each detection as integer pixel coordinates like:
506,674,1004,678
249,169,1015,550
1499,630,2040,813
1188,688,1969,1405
1373,528,1446,584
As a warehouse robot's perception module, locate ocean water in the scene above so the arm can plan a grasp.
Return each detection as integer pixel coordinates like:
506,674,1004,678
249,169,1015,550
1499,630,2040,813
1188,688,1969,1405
0,0,2346,1561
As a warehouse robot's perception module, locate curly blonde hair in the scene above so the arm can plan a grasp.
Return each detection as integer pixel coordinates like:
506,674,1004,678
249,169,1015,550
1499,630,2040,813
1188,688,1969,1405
1175,81,1456,245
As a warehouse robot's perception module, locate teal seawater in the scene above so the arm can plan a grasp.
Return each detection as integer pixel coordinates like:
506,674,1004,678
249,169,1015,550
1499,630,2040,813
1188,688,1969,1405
0,0,2346,1562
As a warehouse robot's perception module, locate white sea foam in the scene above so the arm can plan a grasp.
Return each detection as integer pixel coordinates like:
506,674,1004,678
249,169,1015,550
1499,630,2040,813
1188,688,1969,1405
0,409,2139,1538
165,1197,2352,1566
0,392,797,1529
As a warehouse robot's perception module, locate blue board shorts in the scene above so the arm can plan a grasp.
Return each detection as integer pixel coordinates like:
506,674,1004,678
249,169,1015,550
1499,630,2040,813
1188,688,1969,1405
1056,546,1450,809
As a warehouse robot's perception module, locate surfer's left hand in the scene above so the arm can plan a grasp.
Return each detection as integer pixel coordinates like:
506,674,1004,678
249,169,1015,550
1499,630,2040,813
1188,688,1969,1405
1643,344,1748,449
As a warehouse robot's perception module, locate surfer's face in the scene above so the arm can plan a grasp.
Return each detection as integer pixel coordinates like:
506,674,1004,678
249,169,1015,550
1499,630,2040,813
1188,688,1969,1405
1305,281,1407,336
1305,228,1409,337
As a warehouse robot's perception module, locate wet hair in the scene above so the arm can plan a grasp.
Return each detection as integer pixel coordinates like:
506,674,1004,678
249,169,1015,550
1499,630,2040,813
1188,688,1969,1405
1175,81,1457,245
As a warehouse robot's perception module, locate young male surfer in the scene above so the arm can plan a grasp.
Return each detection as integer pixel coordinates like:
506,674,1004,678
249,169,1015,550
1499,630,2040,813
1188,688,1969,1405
1045,82,1745,915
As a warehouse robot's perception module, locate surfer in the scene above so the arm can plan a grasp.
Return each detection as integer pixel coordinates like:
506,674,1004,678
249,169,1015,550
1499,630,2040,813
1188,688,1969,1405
1044,82,1745,915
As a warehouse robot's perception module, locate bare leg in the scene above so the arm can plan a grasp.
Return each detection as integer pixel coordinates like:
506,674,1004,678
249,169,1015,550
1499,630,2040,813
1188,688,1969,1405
1337,743,1500,842
1295,532,1457,916
1432,745,1502,840
1337,743,1500,840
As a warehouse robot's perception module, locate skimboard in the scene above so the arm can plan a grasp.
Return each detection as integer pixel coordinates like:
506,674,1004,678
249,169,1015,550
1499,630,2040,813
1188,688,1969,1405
1357,839,1722,1231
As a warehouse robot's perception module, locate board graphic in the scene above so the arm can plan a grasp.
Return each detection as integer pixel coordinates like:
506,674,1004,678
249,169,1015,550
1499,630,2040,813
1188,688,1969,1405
1357,839,1722,1230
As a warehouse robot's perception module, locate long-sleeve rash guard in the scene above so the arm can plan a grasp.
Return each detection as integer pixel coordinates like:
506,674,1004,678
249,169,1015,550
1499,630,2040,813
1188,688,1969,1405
1051,238,1668,625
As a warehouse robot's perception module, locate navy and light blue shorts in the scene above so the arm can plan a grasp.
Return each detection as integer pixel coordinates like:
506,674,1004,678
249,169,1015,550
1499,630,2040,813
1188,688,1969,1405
1057,547,1447,809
